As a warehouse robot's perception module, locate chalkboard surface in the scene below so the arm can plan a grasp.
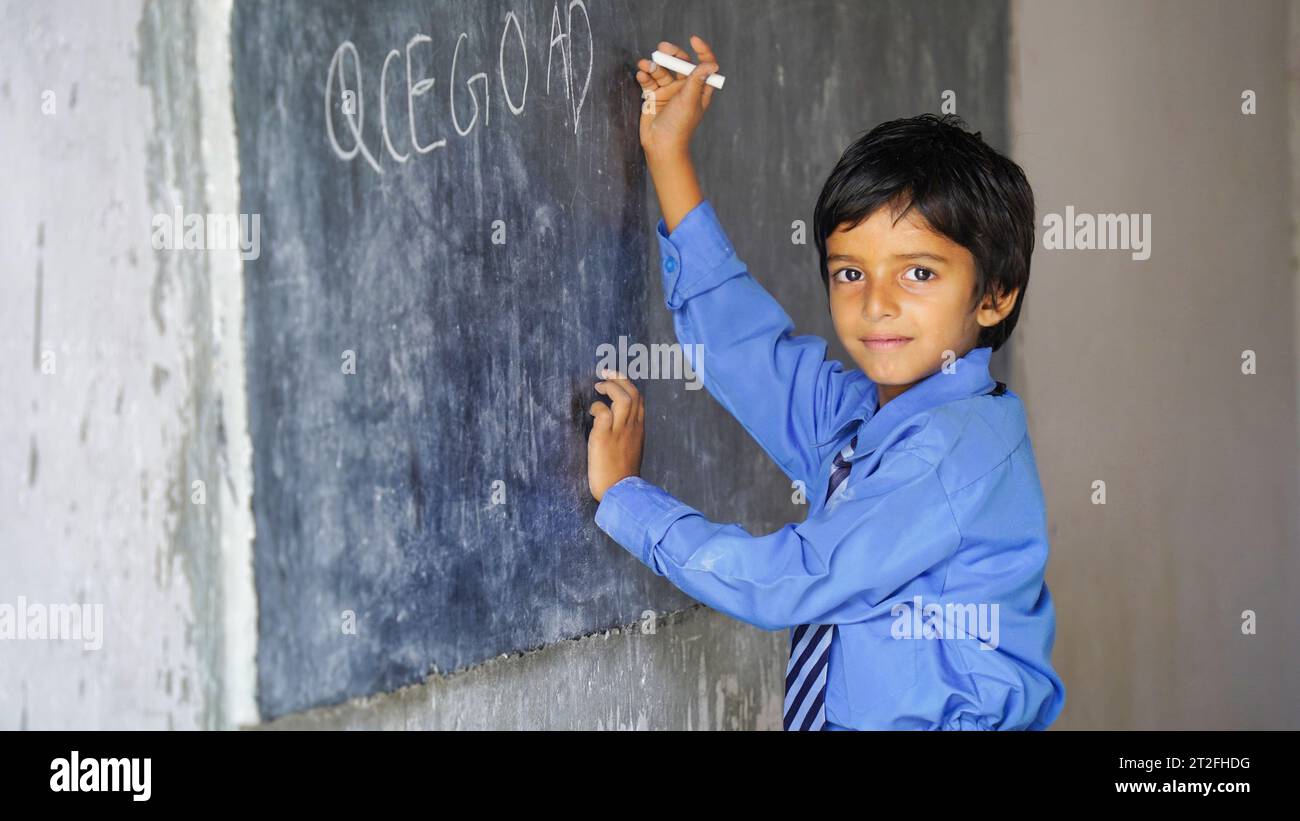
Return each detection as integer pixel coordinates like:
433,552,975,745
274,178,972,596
232,0,1009,718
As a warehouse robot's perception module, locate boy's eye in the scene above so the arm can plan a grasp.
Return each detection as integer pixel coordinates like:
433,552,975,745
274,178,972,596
833,266,937,284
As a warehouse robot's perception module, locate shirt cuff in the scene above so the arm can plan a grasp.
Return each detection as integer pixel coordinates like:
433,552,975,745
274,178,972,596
594,476,694,570
655,199,750,310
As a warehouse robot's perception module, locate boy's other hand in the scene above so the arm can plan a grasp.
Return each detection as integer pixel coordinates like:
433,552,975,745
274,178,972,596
635,35,720,160
588,368,645,502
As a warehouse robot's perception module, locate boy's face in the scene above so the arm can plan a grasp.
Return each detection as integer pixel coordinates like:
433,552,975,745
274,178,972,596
825,202,1018,408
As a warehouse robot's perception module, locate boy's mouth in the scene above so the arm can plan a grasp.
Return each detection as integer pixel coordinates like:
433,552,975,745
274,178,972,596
860,335,913,351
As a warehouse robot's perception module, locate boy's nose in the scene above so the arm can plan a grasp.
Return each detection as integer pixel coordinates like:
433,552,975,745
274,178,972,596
860,282,900,320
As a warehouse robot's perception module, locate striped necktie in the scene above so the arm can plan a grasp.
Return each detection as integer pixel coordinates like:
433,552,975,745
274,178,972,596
784,433,857,731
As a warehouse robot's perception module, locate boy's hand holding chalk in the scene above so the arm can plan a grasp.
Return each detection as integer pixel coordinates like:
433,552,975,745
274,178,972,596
650,50,725,89
634,36,723,160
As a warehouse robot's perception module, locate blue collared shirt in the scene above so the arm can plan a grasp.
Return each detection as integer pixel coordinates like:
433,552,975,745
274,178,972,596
595,198,1065,730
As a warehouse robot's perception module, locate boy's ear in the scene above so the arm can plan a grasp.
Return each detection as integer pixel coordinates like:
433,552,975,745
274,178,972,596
977,285,1020,327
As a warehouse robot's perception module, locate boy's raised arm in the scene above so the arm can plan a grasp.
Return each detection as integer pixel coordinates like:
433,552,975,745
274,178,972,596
635,38,866,484
655,196,866,483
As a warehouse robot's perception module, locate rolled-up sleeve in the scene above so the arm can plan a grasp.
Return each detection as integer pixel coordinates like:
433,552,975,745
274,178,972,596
655,200,868,487
594,449,963,631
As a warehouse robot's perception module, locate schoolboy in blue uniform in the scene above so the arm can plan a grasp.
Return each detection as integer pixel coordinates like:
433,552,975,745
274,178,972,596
586,37,1065,730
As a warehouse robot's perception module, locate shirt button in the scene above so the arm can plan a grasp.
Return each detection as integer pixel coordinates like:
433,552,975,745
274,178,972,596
664,257,677,273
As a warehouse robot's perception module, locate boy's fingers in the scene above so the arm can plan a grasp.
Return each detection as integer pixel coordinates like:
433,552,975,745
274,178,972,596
601,368,639,400
641,57,675,88
702,83,715,110
689,35,717,66
635,65,657,92
641,81,685,109
657,41,692,78
682,63,717,105
602,369,643,429
594,381,625,402
595,379,633,428
589,401,612,431
634,60,662,90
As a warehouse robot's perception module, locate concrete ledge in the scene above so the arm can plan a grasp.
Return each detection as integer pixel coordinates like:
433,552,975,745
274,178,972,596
252,605,785,731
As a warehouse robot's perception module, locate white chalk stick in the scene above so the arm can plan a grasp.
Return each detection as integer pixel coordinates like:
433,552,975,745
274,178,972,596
650,50,726,89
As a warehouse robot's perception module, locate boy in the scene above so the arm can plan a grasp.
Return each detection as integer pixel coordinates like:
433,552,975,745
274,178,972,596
587,36,1065,730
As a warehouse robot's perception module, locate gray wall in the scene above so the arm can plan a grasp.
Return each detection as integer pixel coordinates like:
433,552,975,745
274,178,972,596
1009,0,1300,728
1,0,1296,730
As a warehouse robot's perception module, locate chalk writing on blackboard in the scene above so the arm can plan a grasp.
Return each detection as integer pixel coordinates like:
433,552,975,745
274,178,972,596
325,3,593,175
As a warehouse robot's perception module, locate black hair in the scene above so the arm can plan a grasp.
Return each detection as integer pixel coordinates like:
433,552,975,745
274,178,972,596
812,113,1035,352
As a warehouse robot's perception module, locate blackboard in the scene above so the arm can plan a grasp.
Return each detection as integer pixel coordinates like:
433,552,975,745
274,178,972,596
232,0,1009,718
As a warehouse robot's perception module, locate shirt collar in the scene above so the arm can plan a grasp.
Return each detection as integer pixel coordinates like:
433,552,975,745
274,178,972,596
836,346,996,462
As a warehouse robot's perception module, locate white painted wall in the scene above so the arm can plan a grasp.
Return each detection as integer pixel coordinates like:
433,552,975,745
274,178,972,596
0,0,255,730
